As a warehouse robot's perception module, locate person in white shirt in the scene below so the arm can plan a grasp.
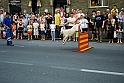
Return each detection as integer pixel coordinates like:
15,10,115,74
40,21,46,40
79,15,89,32
33,19,39,39
67,13,76,28
66,13,76,41
50,20,56,41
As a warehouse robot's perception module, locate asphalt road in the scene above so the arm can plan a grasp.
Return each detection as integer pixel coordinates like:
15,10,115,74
0,39,124,83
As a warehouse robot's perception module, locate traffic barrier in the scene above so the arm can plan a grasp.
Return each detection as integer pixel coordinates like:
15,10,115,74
73,25,93,52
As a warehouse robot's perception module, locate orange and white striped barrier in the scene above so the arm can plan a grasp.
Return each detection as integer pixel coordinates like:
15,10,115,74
73,25,93,52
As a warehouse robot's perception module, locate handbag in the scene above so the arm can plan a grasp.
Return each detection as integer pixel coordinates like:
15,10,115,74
114,31,117,38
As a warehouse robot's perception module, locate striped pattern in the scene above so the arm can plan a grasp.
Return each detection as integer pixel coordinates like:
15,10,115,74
78,32,92,52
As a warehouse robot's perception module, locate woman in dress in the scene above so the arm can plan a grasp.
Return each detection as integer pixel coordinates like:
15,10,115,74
33,19,39,39
106,14,116,43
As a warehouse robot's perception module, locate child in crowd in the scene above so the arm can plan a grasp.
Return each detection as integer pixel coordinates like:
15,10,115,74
17,20,24,39
116,23,123,43
50,20,56,41
12,22,16,40
27,22,33,40
33,19,39,39
40,20,46,40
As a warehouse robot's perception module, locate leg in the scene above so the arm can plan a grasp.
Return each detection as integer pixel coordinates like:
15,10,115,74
6,29,13,45
63,36,68,44
51,31,53,41
99,27,102,42
53,31,55,41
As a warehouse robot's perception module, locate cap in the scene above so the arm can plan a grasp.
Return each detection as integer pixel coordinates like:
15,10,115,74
121,8,124,11
97,11,100,13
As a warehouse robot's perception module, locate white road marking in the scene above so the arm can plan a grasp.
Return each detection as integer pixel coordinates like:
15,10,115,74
50,66,124,76
14,45,24,47
0,61,33,66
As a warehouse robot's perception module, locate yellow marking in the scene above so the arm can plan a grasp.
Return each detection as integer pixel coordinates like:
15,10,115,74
79,39,88,43
79,34,88,39
79,43,88,49
80,47,92,52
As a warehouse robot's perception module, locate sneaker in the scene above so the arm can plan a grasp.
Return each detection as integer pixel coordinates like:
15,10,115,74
120,42,123,44
117,41,119,43
108,41,111,43
91,38,93,40
96,38,98,41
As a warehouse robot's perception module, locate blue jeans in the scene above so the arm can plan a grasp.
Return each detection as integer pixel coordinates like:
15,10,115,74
51,31,55,41
6,29,12,45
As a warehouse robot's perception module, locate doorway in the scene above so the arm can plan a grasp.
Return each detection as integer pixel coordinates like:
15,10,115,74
32,0,39,14
9,5,21,15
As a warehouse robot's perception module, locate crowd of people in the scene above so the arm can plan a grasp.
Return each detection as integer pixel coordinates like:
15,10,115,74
0,5,124,46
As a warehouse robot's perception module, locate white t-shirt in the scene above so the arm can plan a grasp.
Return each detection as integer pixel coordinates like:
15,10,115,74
33,22,39,29
50,24,56,31
40,24,45,31
79,18,88,28
67,17,76,26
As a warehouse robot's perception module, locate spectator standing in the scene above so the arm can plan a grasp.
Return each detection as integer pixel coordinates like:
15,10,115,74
64,13,69,29
46,13,53,38
60,7,64,17
0,9,4,24
23,10,29,19
119,9,124,30
40,21,46,40
106,14,116,43
118,8,124,21
12,22,16,40
0,9,4,39
54,10,60,38
85,12,90,22
27,22,33,40
90,11,97,40
33,19,39,39
3,12,14,46
13,12,19,39
17,20,24,39
66,13,76,41
22,15,28,32
116,23,123,43
50,20,56,41
104,9,111,33
79,15,89,32
60,16,65,27
73,9,78,24
111,5,119,18
95,11,105,43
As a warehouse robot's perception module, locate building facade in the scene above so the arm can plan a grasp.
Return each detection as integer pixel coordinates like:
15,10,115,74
0,0,124,15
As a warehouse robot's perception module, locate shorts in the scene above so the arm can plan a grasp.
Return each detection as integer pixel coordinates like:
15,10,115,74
117,32,122,38
28,31,32,35
40,31,45,35
18,27,23,33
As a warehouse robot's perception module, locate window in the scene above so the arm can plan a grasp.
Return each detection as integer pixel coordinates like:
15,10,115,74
90,0,108,8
